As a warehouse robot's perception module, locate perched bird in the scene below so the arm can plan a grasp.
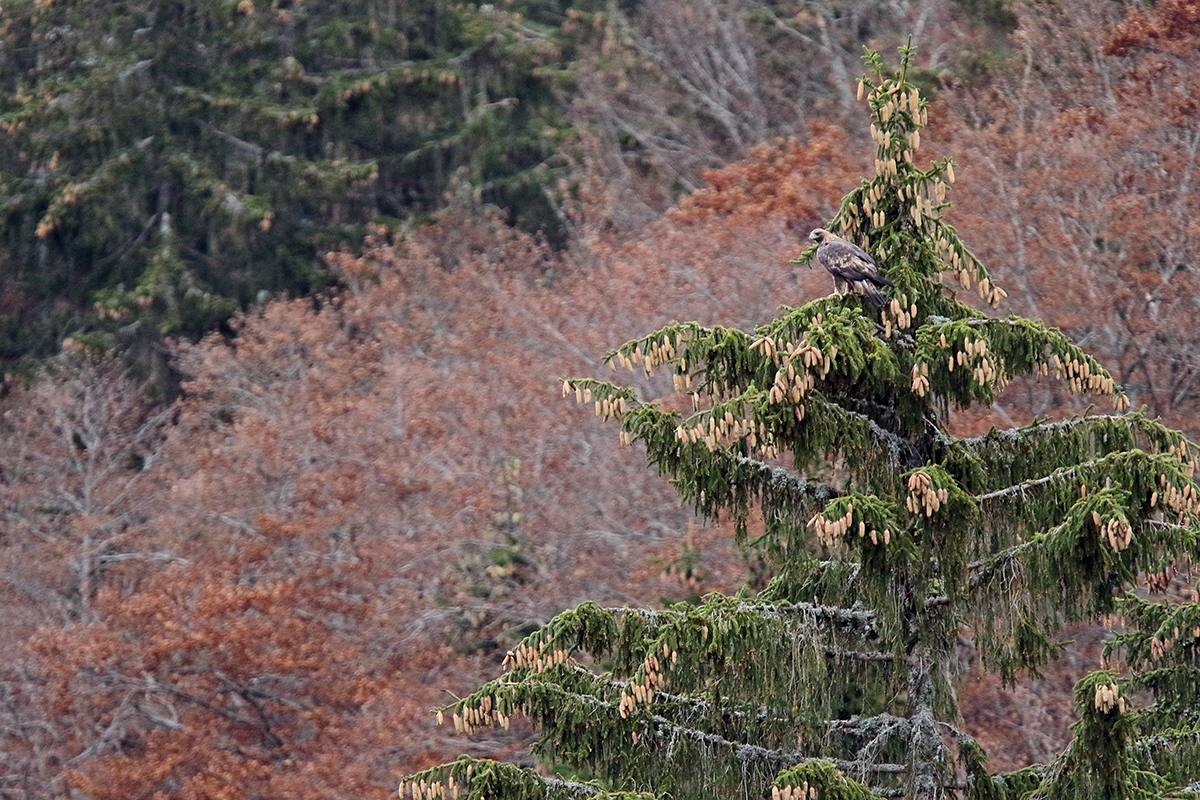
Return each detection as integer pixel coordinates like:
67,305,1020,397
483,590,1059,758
808,229,893,306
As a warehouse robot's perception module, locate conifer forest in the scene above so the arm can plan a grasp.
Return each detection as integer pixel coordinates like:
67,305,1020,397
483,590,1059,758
3,1,1200,799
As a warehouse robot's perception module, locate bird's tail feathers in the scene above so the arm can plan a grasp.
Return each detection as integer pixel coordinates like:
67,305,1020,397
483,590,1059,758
862,284,888,306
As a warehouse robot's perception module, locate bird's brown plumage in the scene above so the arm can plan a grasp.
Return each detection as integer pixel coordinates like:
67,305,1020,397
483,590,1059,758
808,228,893,306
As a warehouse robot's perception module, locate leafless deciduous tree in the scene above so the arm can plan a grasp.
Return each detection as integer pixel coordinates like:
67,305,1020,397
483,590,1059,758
562,0,995,203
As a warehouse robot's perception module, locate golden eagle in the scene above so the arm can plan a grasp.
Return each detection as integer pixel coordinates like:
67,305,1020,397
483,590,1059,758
808,229,892,306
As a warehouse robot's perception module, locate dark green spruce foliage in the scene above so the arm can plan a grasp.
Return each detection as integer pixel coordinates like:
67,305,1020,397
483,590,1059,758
403,46,1200,800
0,0,572,368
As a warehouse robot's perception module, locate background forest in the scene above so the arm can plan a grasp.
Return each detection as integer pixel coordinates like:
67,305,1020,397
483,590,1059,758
1,0,1199,798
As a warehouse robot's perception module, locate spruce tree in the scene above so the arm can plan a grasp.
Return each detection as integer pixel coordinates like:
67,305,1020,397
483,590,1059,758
0,0,568,371
401,45,1200,800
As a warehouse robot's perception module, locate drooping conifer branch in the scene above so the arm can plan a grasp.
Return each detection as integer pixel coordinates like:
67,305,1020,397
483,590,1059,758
446,667,909,797
967,451,1200,589
401,758,660,800
974,455,1145,503
965,500,1200,678
1110,593,1200,690
507,600,879,666
729,453,845,503
911,315,1130,412
495,599,887,719
828,714,914,736
564,380,914,533
940,413,1191,495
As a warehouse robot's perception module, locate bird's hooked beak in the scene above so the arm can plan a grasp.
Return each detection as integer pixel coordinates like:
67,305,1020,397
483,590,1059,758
807,229,821,243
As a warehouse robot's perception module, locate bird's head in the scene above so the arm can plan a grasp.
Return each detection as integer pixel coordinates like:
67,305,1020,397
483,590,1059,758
808,228,831,244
